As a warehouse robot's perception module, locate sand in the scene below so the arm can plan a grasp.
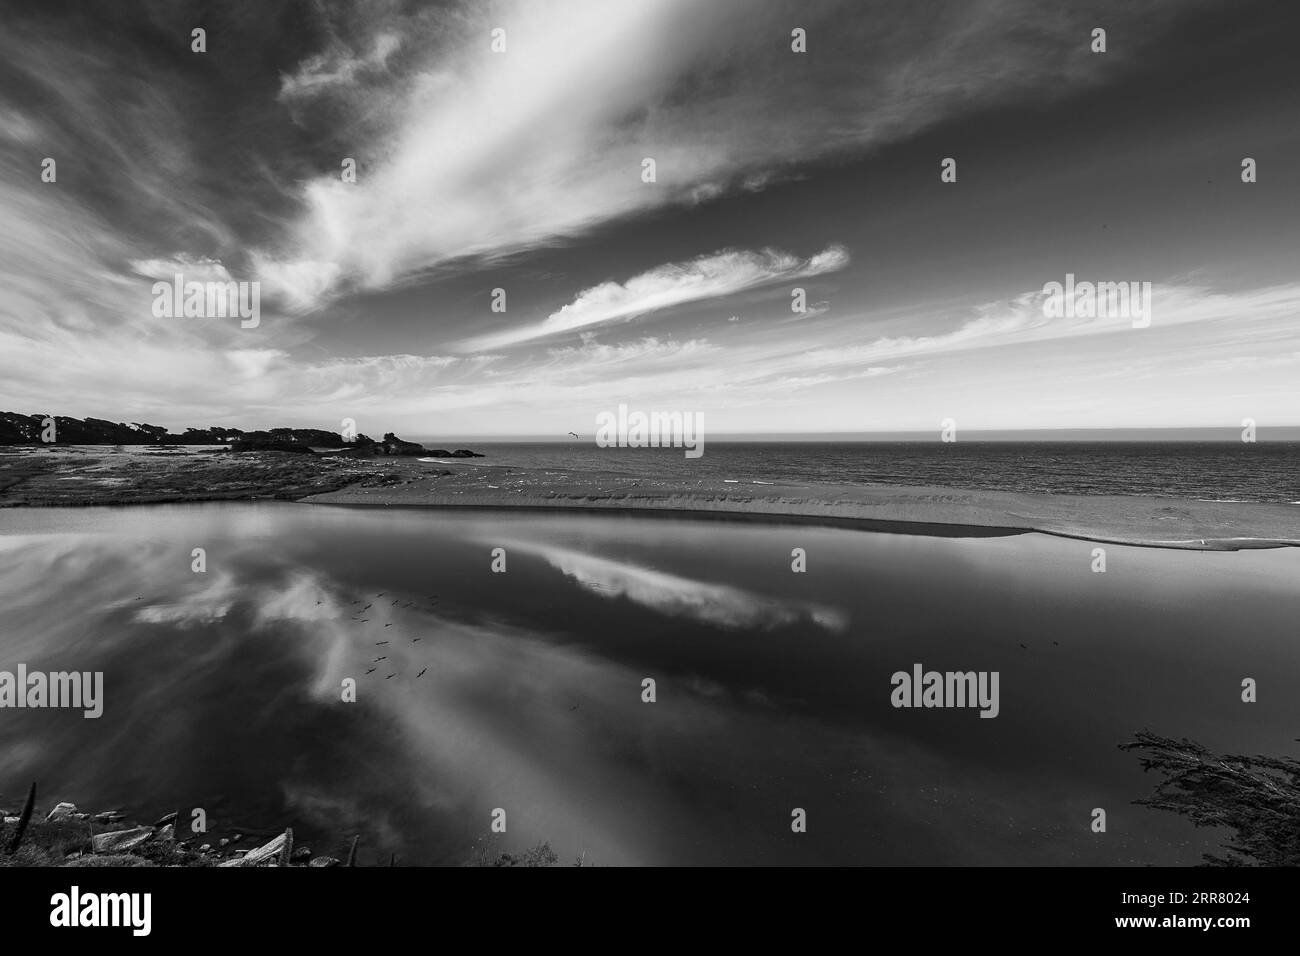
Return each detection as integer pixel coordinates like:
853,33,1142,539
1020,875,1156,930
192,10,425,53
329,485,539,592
304,461,1300,551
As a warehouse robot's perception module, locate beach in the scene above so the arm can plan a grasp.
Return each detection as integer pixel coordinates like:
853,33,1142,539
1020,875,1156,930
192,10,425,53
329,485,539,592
3,446,1298,551
309,460,1300,551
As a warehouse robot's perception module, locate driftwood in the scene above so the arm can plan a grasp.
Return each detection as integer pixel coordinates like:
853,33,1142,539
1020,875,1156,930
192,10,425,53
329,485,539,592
217,830,286,867
278,828,294,867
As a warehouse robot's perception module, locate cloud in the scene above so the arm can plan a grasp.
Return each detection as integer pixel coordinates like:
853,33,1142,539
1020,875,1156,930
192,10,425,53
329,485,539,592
801,281,1300,370
279,32,402,100
461,244,849,350
130,255,235,284
252,0,1169,308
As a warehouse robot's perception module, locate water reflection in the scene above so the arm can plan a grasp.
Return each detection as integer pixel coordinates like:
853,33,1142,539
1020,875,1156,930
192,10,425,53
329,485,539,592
0,503,1297,865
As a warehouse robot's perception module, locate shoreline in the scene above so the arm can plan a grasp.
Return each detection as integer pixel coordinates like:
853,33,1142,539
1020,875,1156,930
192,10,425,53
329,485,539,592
303,463,1300,552
2,448,1298,552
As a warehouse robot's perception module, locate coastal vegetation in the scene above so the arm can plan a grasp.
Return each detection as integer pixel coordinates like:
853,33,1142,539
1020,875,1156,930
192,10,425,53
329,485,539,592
1123,730,1300,866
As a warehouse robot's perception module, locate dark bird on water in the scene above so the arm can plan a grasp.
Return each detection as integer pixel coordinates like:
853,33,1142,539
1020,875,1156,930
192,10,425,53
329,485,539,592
372,656,387,662
1018,642,1028,649
416,667,427,678
384,623,393,627
392,599,399,605
359,619,369,623
365,668,376,674
363,604,372,610
412,637,422,642
375,641,389,645
385,674,395,680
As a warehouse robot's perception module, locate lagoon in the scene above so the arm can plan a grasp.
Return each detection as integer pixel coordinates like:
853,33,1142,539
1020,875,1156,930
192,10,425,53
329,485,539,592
1,502,1297,865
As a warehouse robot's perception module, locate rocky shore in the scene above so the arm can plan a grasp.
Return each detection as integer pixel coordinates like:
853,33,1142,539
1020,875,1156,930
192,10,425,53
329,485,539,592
2,787,571,868
1,787,352,868
0,441,478,507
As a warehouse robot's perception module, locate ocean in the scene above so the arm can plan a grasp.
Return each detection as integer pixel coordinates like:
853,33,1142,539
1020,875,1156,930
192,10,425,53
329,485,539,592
435,441,1300,503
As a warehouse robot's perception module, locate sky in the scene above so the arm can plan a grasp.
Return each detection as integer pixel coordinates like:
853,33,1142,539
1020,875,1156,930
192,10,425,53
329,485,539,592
0,0,1297,438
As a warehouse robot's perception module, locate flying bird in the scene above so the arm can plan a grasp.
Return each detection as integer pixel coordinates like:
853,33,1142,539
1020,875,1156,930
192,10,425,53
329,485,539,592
568,432,579,439
372,656,387,662
384,623,393,627
375,641,389,645
365,668,376,675
385,674,395,680
416,667,427,678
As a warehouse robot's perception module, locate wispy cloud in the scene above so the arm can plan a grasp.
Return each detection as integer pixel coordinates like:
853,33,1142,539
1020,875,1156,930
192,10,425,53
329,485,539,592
252,0,1158,309
130,255,235,284
279,33,402,101
461,245,849,350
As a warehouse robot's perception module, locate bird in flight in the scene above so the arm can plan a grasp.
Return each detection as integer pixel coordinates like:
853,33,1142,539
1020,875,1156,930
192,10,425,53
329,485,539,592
567,432,579,439
416,667,427,678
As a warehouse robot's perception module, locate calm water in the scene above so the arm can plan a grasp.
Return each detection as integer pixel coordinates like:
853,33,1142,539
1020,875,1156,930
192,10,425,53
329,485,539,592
1,502,1298,865
449,441,1300,503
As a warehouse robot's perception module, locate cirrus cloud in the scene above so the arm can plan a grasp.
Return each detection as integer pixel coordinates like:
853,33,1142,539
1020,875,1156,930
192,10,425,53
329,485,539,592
461,244,849,350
